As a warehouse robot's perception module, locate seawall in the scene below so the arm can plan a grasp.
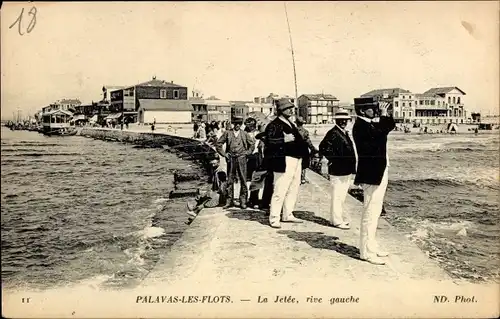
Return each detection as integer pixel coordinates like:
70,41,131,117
79,127,218,178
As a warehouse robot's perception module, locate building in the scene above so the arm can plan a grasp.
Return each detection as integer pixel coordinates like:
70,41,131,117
338,102,356,117
360,88,412,122
57,98,81,112
42,98,81,114
230,101,250,122
360,87,469,124
137,99,192,124
102,86,126,103
72,102,99,124
206,99,231,122
245,93,295,117
188,96,231,123
190,98,208,122
297,94,340,124
247,95,275,116
110,77,190,124
414,87,467,124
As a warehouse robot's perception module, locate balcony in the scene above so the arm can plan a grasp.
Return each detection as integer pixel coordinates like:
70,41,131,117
415,105,447,110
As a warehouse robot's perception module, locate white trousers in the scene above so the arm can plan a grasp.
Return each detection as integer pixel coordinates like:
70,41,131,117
330,174,354,226
359,168,389,260
269,157,302,225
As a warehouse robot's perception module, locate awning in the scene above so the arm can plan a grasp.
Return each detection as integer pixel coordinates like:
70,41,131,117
105,113,122,120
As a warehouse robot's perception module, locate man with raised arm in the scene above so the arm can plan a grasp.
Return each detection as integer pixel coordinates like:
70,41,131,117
352,99,395,265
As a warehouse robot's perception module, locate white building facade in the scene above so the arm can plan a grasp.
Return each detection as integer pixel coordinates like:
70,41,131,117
361,87,470,124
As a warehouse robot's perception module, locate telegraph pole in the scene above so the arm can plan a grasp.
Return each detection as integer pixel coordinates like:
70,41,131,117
284,2,299,113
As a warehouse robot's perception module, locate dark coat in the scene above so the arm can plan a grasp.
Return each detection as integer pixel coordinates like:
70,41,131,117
352,116,395,185
264,117,309,173
297,126,317,170
319,125,357,176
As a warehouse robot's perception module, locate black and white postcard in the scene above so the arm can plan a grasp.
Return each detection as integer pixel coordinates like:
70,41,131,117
1,1,498,318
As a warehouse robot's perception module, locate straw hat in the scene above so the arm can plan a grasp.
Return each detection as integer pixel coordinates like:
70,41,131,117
333,108,351,120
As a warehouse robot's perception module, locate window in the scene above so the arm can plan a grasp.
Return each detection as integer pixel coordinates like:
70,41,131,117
395,101,399,107
403,96,406,99
395,111,399,118
409,102,412,107
160,89,167,99
457,97,461,104
403,111,406,117
438,101,440,106
409,111,412,117
420,100,423,105
173,90,179,99
448,96,451,104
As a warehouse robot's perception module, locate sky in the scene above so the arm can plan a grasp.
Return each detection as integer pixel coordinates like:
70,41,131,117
1,1,499,120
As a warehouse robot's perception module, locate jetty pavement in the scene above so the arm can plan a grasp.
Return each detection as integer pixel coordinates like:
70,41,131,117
143,167,450,287
81,126,454,288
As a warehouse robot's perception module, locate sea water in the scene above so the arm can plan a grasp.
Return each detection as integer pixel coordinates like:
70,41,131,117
1,127,201,290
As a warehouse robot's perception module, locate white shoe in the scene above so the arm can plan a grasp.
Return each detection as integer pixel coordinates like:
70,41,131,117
361,256,386,265
376,251,389,257
270,223,281,229
332,222,350,230
282,216,303,223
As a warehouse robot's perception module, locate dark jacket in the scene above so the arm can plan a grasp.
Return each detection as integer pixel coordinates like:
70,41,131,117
319,125,356,176
215,129,254,158
353,116,395,185
297,126,317,170
264,117,309,173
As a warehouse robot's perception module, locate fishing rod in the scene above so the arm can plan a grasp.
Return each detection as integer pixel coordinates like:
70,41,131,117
284,2,299,114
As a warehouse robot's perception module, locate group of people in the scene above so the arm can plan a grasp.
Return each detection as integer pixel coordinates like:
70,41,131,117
214,97,395,266
214,101,318,211
193,120,231,142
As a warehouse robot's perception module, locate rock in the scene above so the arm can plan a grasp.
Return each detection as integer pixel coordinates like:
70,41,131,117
456,227,467,237
174,171,202,183
169,188,200,199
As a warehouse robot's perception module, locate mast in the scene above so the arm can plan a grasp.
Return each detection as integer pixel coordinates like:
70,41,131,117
284,2,299,112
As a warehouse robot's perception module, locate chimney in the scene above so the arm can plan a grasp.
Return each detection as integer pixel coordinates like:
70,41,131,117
171,81,173,84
